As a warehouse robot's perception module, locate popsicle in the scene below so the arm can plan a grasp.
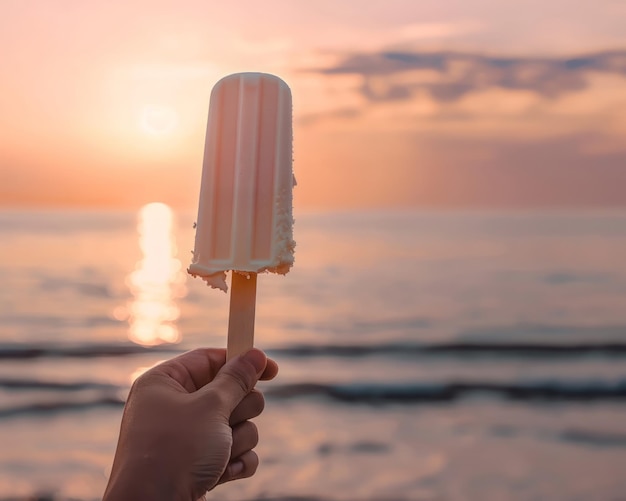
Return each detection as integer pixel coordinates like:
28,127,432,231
188,72,295,359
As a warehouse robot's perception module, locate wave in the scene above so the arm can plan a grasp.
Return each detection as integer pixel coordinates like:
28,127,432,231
265,379,626,404
0,378,119,391
39,276,113,298
0,314,121,328
268,341,626,358
3,378,626,419
0,342,180,359
3,340,626,361
558,429,626,448
459,323,626,341
0,396,124,419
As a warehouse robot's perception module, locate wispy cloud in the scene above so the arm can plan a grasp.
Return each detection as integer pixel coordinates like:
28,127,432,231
312,49,626,102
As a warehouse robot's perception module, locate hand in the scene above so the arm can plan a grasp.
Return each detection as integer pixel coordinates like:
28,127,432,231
103,348,279,501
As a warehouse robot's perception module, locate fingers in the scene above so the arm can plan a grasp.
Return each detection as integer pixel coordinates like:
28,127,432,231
150,349,227,393
219,421,260,484
230,390,265,426
203,349,267,413
260,357,279,381
230,421,259,458
146,348,278,395
228,356,278,425
218,450,259,485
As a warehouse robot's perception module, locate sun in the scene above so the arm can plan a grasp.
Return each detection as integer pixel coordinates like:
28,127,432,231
140,105,179,135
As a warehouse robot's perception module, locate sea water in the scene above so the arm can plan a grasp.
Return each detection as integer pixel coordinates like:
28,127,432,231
0,208,625,500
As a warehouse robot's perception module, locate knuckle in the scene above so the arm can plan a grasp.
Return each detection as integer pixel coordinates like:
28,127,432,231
250,390,265,415
130,371,152,392
238,420,258,445
247,452,259,476
223,366,254,394
204,387,228,410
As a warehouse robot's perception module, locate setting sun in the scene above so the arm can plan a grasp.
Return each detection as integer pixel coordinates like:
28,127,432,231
139,105,179,136
1,1,624,210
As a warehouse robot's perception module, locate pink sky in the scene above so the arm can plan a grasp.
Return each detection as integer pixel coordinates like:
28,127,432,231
1,0,625,210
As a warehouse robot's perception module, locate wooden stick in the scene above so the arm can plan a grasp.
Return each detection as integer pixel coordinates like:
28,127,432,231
227,272,257,360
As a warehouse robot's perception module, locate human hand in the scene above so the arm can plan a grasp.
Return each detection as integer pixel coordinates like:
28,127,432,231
103,348,279,501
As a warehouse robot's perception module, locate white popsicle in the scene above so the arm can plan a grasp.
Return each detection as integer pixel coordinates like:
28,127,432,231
188,72,295,359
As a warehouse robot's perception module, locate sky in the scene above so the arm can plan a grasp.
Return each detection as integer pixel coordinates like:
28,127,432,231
1,0,625,210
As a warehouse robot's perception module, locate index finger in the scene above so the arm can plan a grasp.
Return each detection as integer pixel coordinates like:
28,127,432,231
150,348,278,393
153,348,227,393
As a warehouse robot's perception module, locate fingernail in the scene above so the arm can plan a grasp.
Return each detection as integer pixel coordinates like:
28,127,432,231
243,349,266,374
230,460,244,477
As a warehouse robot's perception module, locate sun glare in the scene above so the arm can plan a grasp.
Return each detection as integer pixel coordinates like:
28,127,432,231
140,105,179,135
125,202,186,346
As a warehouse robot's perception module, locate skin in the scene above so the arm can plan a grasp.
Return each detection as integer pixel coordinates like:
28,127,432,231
103,348,279,501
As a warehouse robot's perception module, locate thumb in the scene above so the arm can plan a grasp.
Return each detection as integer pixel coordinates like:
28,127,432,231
205,349,268,414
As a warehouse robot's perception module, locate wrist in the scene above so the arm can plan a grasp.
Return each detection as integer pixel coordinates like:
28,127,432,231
103,454,189,501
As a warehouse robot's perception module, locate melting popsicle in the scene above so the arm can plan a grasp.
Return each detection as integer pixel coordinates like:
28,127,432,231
188,72,295,359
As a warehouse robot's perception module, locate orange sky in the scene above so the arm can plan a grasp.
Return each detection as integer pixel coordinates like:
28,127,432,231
1,0,625,210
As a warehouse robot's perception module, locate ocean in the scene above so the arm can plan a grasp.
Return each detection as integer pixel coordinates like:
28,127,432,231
0,207,625,500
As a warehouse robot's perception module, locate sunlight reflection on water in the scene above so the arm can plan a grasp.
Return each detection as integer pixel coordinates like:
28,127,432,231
121,202,186,345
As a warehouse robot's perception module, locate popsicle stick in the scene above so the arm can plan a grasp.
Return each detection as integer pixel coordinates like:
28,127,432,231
227,272,258,360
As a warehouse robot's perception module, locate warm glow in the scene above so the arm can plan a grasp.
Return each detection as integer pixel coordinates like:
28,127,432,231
124,202,186,346
140,105,179,136
0,2,625,210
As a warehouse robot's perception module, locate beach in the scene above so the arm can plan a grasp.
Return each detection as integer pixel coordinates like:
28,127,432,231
1,208,625,500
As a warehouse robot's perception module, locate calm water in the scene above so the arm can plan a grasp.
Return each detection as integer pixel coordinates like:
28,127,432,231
0,208,625,500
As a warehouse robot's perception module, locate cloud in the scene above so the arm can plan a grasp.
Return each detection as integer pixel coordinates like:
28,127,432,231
294,45,626,209
312,49,626,102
